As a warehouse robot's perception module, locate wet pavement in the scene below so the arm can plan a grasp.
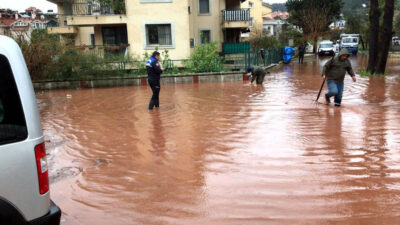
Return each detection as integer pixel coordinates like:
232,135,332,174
38,54,400,225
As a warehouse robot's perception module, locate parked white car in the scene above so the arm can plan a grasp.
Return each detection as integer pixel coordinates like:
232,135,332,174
318,40,335,56
0,35,61,224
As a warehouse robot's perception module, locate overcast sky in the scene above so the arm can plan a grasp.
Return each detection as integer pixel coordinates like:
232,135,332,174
1,0,287,13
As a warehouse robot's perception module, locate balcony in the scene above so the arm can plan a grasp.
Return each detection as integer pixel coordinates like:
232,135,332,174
47,15,78,34
48,26,78,34
66,2,128,26
222,9,250,28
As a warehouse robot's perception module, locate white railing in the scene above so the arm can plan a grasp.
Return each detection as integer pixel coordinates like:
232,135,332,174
222,9,250,22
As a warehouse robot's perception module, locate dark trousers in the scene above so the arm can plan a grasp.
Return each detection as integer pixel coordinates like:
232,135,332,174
299,53,304,64
148,79,160,110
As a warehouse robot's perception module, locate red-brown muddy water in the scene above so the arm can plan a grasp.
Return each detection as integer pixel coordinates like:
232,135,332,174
38,55,400,225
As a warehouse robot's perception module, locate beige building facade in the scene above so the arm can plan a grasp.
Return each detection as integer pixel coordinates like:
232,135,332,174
47,0,251,59
240,0,272,40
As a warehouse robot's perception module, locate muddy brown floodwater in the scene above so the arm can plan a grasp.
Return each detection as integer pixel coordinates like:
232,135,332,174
38,54,400,225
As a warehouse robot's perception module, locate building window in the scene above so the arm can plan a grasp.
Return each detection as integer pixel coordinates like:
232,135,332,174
90,34,95,46
249,2,253,8
200,30,211,44
190,38,195,48
14,22,28,27
146,24,172,46
199,0,210,14
34,22,44,29
102,26,128,46
250,17,254,27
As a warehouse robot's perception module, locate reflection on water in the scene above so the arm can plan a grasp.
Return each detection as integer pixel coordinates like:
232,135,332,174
39,55,400,225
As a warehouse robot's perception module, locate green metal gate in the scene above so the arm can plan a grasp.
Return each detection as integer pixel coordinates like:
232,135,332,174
244,48,282,69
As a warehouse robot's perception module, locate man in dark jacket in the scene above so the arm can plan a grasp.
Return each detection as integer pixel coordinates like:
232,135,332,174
322,48,356,107
146,51,164,110
247,66,269,84
298,43,306,64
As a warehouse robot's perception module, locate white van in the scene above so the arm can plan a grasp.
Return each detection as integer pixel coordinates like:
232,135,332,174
393,37,400,46
0,35,61,224
318,40,335,56
340,34,360,54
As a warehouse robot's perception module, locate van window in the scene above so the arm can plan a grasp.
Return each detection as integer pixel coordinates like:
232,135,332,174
0,54,28,145
343,38,358,43
320,43,333,48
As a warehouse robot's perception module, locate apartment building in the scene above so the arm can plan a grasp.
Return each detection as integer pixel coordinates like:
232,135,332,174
0,7,56,41
240,0,272,40
47,0,251,59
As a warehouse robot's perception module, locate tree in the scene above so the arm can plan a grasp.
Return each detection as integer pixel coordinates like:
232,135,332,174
271,3,287,12
367,0,395,74
342,0,369,17
278,23,304,47
367,0,380,73
394,13,400,36
286,0,342,53
327,29,342,42
345,15,364,34
16,30,62,80
248,26,281,49
375,0,395,74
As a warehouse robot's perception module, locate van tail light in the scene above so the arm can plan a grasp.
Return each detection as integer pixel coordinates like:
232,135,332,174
34,143,49,194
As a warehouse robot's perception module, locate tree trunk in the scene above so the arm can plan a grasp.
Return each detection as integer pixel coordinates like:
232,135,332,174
360,35,365,50
375,0,395,74
313,36,317,54
367,0,380,74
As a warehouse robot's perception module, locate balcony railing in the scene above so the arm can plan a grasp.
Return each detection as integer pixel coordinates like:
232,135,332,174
72,2,125,16
222,9,250,22
75,44,130,58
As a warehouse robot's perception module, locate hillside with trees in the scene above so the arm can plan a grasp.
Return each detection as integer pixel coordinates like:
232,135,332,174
271,3,287,12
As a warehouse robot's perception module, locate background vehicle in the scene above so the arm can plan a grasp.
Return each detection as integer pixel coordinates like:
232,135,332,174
305,42,313,53
392,37,400,46
0,35,61,224
340,34,360,54
318,40,335,56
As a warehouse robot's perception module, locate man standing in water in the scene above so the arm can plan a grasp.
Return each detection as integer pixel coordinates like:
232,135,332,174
322,49,356,107
298,42,306,64
146,51,164,110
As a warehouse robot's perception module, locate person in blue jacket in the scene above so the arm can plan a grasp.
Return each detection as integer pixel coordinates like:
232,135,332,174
146,51,164,110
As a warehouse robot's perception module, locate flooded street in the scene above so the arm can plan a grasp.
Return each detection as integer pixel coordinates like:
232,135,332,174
38,55,400,225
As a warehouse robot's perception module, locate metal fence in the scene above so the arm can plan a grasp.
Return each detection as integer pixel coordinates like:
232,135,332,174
72,3,114,15
245,48,282,69
75,45,129,57
100,58,226,76
223,42,251,54
39,47,282,81
70,1,125,16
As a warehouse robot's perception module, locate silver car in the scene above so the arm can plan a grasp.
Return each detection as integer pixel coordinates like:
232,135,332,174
0,35,61,224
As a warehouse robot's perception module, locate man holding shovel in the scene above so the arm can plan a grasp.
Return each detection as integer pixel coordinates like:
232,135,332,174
246,66,270,84
322,49,356,107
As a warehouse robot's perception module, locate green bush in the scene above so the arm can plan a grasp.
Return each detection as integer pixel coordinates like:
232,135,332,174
15,30,134,80
16,30,62,80
44,50,116,80
184,41,224,73
360,69,387,77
